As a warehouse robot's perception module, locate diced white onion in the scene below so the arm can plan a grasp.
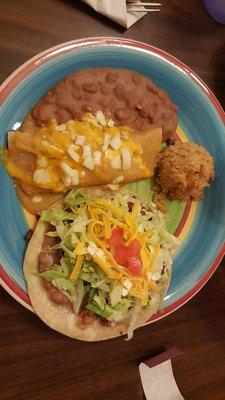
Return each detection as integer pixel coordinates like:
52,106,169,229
33,169,51,184
82,145,91,158
110,135,121,150
123,279,132,290
55,124,66,132
93,150,102,166
37,156,48,168
121,287,128,296
110,156,121,170
95,111,107,126
107,118,115,127
83,156,95,171
87,241,98,256
102,133,111,151
121,148,132,170
75,135,86,145
67,145,80,162
60,162,79,185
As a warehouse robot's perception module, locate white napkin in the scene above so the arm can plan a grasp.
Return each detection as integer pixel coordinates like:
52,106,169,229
82,0,147,29
139,361,185,400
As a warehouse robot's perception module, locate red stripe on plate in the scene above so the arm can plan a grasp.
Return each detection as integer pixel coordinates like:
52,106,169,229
174,199,192,237
0,265,31,305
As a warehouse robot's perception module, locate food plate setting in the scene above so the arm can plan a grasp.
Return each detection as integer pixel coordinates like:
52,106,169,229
0,37,224,340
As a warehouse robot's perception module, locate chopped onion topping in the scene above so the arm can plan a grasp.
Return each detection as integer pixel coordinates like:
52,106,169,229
87,241,98,256
75,135,86,145
83,145,92,158
102,133,111,152
123,279,132,290
121,287,128,296
37,156,48,168
110,135,121,150
110,156,121,170
93,150,102,166
55,124,66,132
33,169,51,184
67,145,80,162
95,111,107,126
107,118,115,127
121,148,132,170
83,156,95,171
60,162,79,185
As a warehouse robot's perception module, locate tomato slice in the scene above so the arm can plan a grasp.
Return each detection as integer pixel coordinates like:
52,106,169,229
128,239,141,253
114,244,128,265
114,240,143,277
106,228,124,246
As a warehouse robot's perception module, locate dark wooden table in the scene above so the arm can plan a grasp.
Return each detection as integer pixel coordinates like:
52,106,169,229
0,1,225,399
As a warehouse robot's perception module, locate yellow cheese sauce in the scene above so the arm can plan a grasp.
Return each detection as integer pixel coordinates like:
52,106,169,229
6,114,148,192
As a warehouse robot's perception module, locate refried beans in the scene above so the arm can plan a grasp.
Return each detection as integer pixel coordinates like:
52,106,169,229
31,68,177,142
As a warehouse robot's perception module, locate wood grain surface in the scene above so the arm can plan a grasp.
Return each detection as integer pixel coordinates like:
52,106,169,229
0,1,225,399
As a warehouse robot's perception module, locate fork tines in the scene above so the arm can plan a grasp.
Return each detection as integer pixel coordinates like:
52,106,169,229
126,2,161,12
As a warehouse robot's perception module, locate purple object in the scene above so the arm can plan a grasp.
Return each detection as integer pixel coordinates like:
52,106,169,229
204,0,225,24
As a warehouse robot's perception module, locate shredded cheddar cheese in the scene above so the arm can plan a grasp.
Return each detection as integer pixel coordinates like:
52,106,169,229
74,242,85,256
68,196,161,305
70,255,84,280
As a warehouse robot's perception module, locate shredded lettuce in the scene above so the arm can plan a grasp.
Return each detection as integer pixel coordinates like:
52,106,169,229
86,303,108,319
71,215,89,233
73,280,84,313
40,209,76,224
52,277,76,295
39,267,69,281
38,188,177,334
65,189,87,208
126,299,142,340
112,192,128,212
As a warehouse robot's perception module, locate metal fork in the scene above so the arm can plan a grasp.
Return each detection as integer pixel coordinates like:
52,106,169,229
126,1,161,12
